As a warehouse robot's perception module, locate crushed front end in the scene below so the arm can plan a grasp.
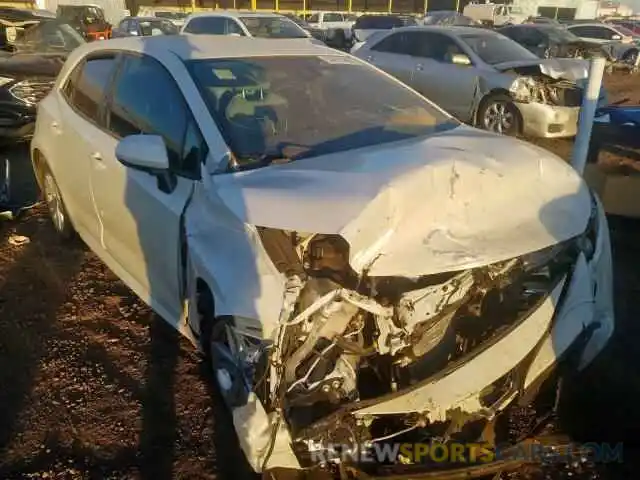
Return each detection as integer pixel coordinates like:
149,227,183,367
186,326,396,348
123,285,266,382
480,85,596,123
498,61,607,139
211,194,614,478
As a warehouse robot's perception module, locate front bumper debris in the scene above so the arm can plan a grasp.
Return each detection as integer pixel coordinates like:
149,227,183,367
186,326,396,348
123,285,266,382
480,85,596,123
517,102,579,138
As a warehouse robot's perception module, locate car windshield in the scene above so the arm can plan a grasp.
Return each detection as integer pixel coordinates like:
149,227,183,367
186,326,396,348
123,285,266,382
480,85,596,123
540,25,580,43
13,20,85,52
139,19,178,35
507,6,522,14
188,55,456,170
460,32,538,64
239,16,309,38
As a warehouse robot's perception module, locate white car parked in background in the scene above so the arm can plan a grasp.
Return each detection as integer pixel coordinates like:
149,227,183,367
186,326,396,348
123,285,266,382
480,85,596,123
181,11,311,39
30,35,614,479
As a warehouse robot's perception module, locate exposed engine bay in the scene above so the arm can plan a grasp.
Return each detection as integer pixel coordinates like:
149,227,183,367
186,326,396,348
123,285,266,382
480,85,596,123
210,223,594,473
505,65,586,108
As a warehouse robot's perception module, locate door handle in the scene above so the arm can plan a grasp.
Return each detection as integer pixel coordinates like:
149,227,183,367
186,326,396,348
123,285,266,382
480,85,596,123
50,121,62,133
416,64,424,71
90,152,102,162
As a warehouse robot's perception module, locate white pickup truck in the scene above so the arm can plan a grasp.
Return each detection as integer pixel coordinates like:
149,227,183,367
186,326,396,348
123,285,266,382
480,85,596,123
305,11,356,49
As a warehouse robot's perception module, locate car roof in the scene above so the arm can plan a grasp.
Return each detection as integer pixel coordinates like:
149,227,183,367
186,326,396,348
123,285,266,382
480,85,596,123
185,10,283,20
69,34,336,60
567,22,608,27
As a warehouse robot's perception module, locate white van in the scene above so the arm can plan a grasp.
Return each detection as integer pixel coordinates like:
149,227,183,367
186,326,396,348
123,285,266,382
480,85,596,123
463,3,527,26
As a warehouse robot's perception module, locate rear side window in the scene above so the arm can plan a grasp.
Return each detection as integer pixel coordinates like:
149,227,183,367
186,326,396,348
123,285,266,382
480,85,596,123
62,56,118,123
183,16,226,34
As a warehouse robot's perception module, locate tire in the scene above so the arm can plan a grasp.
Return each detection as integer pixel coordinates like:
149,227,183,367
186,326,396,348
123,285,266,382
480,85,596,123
477,93,521,136
198,288,251,409
623,48,638,66
41,164,74,239
198,287,264,477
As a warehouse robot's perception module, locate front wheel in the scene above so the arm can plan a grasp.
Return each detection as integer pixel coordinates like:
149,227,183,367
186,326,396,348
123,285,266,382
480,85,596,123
41,165,74,239
477,93,521,136
623,48,639,66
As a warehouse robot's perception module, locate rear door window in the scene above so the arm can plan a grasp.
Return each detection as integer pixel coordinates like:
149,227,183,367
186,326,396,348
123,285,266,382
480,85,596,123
63,56,118,124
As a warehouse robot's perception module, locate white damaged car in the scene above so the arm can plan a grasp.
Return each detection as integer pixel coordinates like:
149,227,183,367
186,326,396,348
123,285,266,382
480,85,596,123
30,35,613,478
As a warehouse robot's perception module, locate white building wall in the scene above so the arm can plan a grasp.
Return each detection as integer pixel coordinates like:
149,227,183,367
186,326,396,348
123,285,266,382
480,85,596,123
513,0,599,18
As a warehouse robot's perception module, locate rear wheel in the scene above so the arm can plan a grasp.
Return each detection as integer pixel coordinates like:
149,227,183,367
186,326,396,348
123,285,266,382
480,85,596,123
41,164,74,239
623,48,639,66
477,93,521,136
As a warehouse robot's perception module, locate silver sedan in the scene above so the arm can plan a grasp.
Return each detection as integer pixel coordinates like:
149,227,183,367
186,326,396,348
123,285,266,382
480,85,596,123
352,25,598,138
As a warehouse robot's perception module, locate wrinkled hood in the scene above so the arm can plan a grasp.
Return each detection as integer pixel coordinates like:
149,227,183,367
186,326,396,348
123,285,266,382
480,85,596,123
493,57,590,81
211,126,590,277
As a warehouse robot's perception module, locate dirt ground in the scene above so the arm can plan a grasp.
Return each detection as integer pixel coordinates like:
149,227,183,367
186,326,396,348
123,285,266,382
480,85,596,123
2,73,640,480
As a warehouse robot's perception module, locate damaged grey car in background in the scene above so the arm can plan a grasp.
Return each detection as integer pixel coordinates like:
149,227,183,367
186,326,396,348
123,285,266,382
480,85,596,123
32,37,614,479
352,26,606,137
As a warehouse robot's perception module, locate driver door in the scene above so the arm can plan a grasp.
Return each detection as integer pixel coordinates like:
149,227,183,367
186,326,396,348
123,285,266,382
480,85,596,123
90,53,207,324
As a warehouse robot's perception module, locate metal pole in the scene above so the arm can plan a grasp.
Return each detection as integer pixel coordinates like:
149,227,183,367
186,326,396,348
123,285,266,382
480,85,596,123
455,0,459,12
571,57,606,176
388,0,392,13
347,0,352,12
424,0,428,14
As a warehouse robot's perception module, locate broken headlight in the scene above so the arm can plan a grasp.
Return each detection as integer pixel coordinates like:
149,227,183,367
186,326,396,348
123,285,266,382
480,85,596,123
509,76,536,102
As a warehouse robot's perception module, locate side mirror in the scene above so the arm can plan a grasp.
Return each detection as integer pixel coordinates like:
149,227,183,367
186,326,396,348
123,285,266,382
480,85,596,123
451,53,472,66
116,134,176,192
116,134,169,170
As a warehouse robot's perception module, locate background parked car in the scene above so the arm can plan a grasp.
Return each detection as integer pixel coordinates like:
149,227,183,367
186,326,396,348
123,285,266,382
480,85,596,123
499,24,613,60
463,3,527,26
112,16,178,37
281,13,326,42
423,10,480,26
351,14,417,43
0,7,54,51
149,10,188,28
0,18,84,143
181,12,310,39
304,11,356,49
605,18,640,35
567,22,640,64
352,25,601,138
56,4,111,41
